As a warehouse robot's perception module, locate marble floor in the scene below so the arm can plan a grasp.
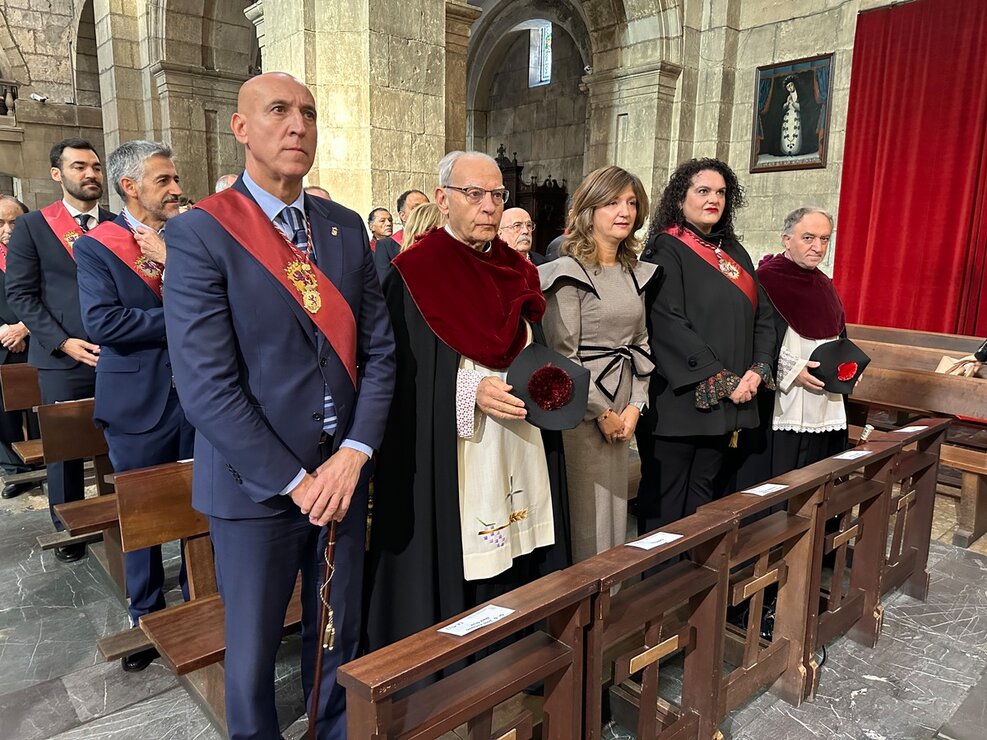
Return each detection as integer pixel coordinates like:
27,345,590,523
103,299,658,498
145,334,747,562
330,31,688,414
3,484,987,739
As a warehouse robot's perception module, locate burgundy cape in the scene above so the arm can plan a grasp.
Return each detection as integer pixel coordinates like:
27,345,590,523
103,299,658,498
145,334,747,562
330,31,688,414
757,253,845,339
391,227,546,369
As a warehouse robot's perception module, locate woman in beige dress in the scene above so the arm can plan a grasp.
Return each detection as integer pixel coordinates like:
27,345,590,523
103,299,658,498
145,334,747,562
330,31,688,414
540,166,660,562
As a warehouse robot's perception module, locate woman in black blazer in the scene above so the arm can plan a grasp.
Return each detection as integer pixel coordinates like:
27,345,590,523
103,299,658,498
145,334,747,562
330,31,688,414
636,158,776,532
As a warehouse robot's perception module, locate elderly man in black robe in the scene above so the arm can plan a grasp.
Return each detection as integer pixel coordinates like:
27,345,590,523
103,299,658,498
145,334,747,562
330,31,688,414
365,151,571,650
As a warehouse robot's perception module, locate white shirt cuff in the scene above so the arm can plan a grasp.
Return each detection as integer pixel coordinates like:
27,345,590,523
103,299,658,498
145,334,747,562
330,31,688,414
279,467,306,496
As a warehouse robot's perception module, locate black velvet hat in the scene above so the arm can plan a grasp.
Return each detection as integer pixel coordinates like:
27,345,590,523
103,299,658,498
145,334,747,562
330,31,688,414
807,338,871,394
507,343,590,430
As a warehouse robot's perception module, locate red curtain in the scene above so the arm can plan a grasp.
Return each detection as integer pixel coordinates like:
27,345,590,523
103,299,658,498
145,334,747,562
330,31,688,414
833,0,987,334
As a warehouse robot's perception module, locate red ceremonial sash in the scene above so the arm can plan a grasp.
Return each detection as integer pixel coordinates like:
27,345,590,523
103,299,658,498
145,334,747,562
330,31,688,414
195,189,358,386
40,201,85,260
667,227,758,308
88,221,164,300
392,229,404,246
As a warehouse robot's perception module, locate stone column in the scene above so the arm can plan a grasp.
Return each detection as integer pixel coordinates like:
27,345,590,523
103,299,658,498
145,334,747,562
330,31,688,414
444,0,481,154
691,0,741,162
257,0,447,215
150,62,246,201
583,61,682,203
93,0,147,208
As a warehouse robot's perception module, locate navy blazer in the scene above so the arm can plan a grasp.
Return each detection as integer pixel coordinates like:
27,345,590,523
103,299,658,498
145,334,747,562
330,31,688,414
5,205,115,370
373,235,400,283
163,177,396,519
75,214,173,435
0,269,28,366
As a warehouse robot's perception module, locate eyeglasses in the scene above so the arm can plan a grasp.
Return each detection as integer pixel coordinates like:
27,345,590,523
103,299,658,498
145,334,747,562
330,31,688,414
443,185,510,205
501,221,536,233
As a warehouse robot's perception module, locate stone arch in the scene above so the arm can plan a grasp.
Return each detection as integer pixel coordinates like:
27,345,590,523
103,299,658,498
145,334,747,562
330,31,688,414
147,0,255,74
0,10,30,86
467,0,595,114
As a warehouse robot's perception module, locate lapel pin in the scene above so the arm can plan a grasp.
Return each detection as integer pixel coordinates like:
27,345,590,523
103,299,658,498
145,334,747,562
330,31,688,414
331,226,338,236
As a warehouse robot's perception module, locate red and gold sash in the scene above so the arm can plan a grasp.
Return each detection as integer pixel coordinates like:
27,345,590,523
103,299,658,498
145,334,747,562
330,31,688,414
40,201,85,260
667,227,758,308
195,189,357,386
88,221,163,300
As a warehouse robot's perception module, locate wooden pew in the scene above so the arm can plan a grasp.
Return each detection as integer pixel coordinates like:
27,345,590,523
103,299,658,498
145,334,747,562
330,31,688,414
874,419,950,599
699,464,830,714
45,398,125,594
800,440,902,701
339,567,597,739
846,325,987,546
847,324,982,355
582,509,736,739
108,461,301,734
0,363,43,467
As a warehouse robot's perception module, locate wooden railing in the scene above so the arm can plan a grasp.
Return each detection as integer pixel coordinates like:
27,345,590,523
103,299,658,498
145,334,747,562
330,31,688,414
340,420,949,738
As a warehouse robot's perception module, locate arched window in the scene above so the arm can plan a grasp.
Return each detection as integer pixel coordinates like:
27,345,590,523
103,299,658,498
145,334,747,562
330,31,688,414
527,20,552,88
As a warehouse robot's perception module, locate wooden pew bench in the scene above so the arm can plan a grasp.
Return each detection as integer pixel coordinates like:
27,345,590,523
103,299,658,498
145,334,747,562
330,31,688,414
45,398,124,592
846,325,987,546
0,363,45,472
78,461,303,734
340,566,597,739
700,463,830,714
581,509,737,739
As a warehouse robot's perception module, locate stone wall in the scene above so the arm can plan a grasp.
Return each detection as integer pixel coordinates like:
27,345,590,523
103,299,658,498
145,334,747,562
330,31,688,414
702,0,897,271
476,25,586,193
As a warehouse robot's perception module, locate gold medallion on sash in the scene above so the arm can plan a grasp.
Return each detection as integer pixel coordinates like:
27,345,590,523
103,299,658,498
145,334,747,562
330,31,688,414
285,260,322,314
135,254,163,279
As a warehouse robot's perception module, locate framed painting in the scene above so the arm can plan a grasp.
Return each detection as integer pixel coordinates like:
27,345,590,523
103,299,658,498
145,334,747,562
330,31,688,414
750,53,834,173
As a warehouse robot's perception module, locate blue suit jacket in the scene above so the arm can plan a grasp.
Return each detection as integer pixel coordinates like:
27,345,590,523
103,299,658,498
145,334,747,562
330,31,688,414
5,205,115,369
74,214,173,435
163,177,396,519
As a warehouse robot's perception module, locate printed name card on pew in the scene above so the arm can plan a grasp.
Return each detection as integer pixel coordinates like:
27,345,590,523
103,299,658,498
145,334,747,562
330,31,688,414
834,449,874,460
438,604,515,636
893,426,929,433
627,531,684,550
742,483,789,496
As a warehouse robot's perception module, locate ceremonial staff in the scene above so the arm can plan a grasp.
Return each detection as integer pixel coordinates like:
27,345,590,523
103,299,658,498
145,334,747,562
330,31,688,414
307,519,339,740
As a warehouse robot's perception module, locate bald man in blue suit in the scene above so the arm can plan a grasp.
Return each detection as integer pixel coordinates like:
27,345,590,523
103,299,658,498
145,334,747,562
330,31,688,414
163,73,395,739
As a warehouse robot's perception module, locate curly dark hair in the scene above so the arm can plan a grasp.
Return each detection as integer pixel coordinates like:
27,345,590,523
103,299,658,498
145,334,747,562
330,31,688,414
646,158,746,243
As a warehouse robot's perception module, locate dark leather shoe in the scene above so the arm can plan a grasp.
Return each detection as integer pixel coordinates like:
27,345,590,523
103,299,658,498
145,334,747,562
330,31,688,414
1,482,34,499
54,543,86,562
121,647,159,673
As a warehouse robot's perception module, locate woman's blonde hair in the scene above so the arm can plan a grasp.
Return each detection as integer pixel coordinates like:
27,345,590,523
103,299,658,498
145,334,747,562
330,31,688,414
399,202,445,252
561,165,649,270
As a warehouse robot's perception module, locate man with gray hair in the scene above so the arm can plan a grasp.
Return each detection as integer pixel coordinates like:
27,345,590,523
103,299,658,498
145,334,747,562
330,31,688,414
74,140,193,673
365,150,570,650
736,206,849,486
214,173,237,192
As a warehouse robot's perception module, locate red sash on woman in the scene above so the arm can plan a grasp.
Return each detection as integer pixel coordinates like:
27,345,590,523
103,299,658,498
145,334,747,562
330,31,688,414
88,221,163,300
667,226,758,308
195,189,358,387
40,201,85,259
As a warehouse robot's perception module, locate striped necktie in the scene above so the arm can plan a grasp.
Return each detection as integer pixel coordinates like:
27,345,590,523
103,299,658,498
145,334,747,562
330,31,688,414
75,214,92,232
278,206,308,256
